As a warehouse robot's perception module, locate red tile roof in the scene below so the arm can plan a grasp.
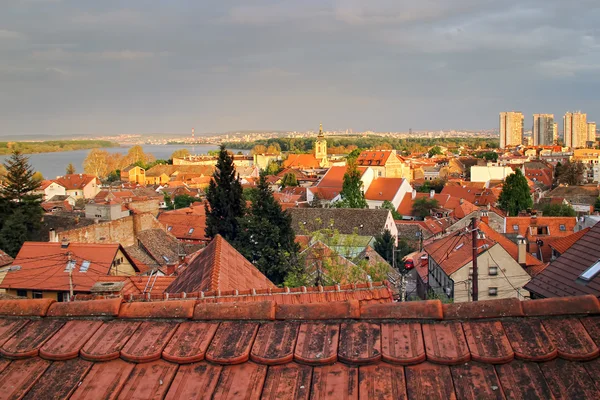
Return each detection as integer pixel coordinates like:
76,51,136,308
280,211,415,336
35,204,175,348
356,150,397,166
396,192,450,216
505,216,577,261
282,154,321,169
425,232,495,275
158,212,207,242
94,275,177,296
165,235,275,293
478,222,545,270
364,178,405,201
0,242,137,293
0,295,599,398
54,174,99,191
0,250,13,268
547,228,591,255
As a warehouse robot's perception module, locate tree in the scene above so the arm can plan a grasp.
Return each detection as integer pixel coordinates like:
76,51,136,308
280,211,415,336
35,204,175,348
428,146,443,157
0,164,6,180
251,145,267,155
106,170,121,182
126,145,155,166
416,179,446,194
382,200,401,220
266,160,281,175
374,229,394,264
163,193,174,210
555,161,584,186
540,203,576,217
0,210,28,257
337,159,367,208
280,172,298,188
498,169,533,216
235,174,299,284
412,198,439,219
595,197,600,212
66,163,76,175
1,150,41,202
205,145,245,241
482,151,498,162
171,149,190,160
346,148,362,162
83,149,111,178
174,194,196,209
32,172,44,182
266,143,281,154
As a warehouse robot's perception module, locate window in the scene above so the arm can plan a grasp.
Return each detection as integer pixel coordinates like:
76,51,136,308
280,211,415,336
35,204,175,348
32,292,43,299
559,224,566,231
188,228,194,235
488,287,498,296
64,260,76,272
580,260,600,281
167,226,173,231
80,260,91,273
16,290,27,297
489,266,498,276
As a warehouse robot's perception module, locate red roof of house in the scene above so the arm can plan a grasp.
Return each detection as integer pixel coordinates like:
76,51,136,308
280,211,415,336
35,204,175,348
0,295,599,398
94,275,177,296
356,150,397,166
0,250,13,268
505,216,577,261
478,222,545,270
38,180,58,190
282,154,321,169
0,242,136,292
158,213,207,241
425,232,495,275
364,178,405,201
547,227,592,255
54,174,99,191
396,192,450,216
165,235,275,293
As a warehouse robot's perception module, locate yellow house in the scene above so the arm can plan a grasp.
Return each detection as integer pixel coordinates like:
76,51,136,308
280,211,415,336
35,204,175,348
0,241,139,301
356,150,411,180
120,165,146,184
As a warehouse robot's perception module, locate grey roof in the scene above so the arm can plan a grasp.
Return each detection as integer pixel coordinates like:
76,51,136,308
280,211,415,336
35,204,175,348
287,208,391,237
396,222,431,240
525,221,600,298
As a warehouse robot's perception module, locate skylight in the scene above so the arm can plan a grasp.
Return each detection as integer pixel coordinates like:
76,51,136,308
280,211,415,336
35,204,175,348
80,260,91,273
580,260,600,281
64,260,76,272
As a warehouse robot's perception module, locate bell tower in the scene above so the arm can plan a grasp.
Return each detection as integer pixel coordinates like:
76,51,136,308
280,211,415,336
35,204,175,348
315,123,327,160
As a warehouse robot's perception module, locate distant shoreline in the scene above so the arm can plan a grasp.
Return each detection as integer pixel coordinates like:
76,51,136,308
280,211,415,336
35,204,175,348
0,140,120,156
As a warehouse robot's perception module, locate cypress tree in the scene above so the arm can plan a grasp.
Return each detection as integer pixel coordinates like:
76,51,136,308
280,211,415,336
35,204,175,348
205,145,245,241
338,159,367,208
235,174,299,284
498,169,533,216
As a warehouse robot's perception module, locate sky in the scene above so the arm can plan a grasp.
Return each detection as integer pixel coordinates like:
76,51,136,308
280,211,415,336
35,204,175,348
1,0,600,136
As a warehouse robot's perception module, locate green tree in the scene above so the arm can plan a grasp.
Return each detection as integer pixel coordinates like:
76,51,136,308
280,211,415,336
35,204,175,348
66,163,76,175
540,203,576,217
163,193,174,210
374,229,395,264
205,145,245,241
482,151,498,162
382,200,401,220
337,159,367,208
1,150,41,202
266,160,281,175
416,179,446,194
498,169,533,216
0,210,29,257
280,172,298,188
412,198,439,219
174,194,196,209
346,148,362,162
171,149,190,160
595,197,600,212
555,160,584,186
106,170,121,182
235,174,299,284
428,146,443,157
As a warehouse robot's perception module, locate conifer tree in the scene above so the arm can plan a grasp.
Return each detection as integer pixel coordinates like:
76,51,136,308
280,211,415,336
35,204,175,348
498,168,533,216
338,159,367,208
66,163,76,175
205,145,245,241
235,174,299,284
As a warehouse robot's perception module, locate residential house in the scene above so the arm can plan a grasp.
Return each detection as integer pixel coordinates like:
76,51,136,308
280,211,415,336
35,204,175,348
41,199,73,213
364,177,412,210
547,227,592,261
47,194,76,207
282,154,324,170
85,201,130,221
425,229,531,302
158,203,208,244
166,234,275,293
525,220,600,298
441,183,501,207
541,185,600,214
355,150,411,179
0,250,13,268
120,165,146,184
0,240,139,301
572,148,600,183
470,164,515,183
503,216,578,262
287,208,398,243
34,180,66,201
523,161,554,189
54,174,101,200
396,190,451,220
2,294,600,398
306,165,373,205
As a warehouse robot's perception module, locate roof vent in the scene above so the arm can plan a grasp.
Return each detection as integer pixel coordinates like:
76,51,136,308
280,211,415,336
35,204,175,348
60,238,70,248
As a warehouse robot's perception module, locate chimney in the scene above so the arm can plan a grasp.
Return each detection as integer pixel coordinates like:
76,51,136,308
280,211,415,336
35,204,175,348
480,210,489,225
517,235,527,265
412,189,417,200
166,262,177,276
459,198,464,205
60,237,70,248
430,190,435,199
48,228,58,243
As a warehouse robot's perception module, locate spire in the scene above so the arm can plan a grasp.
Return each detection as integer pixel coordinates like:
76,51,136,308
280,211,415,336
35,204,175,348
318,123,324,138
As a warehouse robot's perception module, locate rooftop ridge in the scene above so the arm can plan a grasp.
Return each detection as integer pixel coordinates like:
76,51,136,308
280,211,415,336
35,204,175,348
1,295,598,321
210,235,222,291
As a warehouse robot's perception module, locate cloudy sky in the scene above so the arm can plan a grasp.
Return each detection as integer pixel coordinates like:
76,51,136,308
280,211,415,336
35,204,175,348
1,0,599,136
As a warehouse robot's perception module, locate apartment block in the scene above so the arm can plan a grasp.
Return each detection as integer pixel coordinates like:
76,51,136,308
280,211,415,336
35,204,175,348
533,114,554,146
564,111,587,148
499,111,524,148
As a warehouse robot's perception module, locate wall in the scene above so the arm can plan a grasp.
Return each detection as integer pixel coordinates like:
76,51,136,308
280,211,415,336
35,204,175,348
471,165,515,183
83,180,101,199
45,183,66,201
450,244,531,303
110,249,136,276
127,199,160,216
447,211,504,234
58,213,165,247
85,203,130,221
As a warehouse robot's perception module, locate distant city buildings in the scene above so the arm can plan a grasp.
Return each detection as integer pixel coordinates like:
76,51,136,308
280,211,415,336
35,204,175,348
532,114,554,146
588,122,597,142
553,122,558,144
564,111,587,148
499,111,524,148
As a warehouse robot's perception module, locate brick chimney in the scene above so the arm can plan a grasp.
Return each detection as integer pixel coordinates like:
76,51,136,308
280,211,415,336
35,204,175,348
517,235,527,266
166,262,177,276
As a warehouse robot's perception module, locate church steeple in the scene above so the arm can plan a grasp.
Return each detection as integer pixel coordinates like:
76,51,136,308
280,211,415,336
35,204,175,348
315,122,327,161
318,123,324,138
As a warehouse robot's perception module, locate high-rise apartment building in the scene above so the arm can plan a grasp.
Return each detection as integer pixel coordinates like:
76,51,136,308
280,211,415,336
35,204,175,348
499,111,524,148
553,123,558,144
532,114,554,146
563,112,587,148
588,122,597,142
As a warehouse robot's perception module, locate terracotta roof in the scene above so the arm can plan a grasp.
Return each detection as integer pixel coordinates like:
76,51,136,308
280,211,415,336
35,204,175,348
282,154,321,169
548,228,592,255
0,242,137,293
158,212,207,242
54,174,99,191
356,150,396,166
165,235,275,293
425,232,494,275
0,250,13,268
526,222,600,298
38,180,58,190
396,192,450,216
93,275,177,296
478,222,544,269
505,216,577,261
364,178,405,201
0,295,600,398
41,200,73,212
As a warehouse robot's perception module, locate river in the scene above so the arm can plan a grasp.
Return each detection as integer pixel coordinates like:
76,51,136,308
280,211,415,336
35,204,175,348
0,144,247,179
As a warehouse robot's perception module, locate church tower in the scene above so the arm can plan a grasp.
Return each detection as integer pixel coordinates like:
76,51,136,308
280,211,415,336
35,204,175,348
315,123,327,160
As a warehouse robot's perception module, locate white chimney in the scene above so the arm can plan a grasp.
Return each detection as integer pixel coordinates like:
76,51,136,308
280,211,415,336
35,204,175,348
48,228,58,243
517,235,527,265
430,190,435,199
412,189,417,200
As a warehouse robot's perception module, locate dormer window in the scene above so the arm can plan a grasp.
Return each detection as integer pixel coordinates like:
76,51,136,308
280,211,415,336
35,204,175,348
559,224,566,231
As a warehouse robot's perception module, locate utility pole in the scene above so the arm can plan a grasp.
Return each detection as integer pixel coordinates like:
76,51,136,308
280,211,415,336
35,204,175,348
67,252,74,302
471,217,479,301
